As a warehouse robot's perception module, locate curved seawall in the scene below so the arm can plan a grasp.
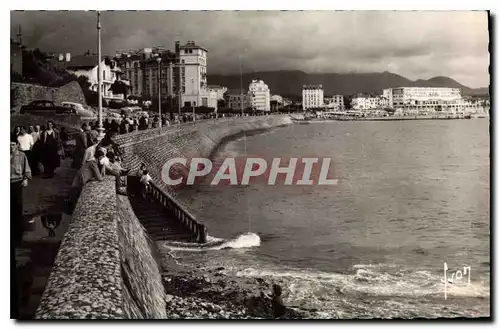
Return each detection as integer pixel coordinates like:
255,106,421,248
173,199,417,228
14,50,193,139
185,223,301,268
35,115,292,319
115,115,293,211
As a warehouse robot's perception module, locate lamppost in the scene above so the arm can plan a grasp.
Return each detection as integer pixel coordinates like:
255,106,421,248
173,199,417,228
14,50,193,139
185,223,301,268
97,11,104,138
191,77,195,122
177,60,184,120
156,56,162,128
239,55,244,117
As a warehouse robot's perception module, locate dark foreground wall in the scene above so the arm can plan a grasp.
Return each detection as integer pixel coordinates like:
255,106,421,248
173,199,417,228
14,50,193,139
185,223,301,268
35,177,166,319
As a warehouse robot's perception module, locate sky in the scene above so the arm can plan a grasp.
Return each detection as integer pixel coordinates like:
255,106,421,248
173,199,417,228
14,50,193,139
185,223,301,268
10,11,490,88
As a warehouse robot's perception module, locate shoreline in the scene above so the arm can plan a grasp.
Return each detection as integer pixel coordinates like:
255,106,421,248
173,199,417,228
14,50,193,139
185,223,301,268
157,244,305,319
293,115,488,124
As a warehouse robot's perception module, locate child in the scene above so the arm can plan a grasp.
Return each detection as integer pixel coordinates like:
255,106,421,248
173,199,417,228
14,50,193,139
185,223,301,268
135,164,151,199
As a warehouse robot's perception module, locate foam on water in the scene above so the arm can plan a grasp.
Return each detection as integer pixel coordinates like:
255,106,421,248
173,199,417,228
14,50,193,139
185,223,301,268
162,232,261,252
226,263,490,318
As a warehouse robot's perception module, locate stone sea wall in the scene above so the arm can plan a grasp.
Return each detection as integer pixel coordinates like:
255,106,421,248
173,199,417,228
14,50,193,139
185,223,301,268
35,177,166,319
35,115,292,319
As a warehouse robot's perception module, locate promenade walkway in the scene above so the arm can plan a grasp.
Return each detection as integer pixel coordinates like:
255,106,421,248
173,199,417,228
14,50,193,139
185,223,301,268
14,158,76,319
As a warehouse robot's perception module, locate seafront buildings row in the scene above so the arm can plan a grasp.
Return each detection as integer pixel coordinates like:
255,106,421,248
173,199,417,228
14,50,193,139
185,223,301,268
301,84,489,114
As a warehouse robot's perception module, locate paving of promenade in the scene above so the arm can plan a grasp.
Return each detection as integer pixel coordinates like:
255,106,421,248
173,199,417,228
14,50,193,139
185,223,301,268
14,158,76,319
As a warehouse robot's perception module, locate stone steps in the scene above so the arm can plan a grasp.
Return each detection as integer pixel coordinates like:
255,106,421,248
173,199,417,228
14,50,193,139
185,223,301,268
128,194,194,242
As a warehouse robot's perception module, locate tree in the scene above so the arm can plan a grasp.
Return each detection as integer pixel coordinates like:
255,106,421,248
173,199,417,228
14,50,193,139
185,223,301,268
109,80,130,99
217,98,226,109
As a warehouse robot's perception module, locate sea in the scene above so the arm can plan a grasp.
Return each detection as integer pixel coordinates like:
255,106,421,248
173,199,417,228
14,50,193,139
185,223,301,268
161,119,490,318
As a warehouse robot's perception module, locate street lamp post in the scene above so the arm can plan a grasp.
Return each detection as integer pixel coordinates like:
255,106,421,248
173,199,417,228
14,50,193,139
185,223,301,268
157,57,162,128
97,11,104,138
177,61,184,121
191,77,195,122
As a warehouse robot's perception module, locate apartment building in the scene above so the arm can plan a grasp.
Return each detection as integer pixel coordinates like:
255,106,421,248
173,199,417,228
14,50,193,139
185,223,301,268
302,85,324,110
115,41,219,110
249,80,271,112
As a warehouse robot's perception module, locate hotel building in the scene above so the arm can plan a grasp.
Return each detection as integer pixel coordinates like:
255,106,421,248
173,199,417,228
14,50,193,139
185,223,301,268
383,87,463,111
302,85,324,110
249,80,271,112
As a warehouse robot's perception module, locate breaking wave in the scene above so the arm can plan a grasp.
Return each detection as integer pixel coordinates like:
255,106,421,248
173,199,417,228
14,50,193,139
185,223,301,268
162,232,261,251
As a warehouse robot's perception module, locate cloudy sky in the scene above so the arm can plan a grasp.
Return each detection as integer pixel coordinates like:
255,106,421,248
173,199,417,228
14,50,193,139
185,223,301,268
10,11,489,88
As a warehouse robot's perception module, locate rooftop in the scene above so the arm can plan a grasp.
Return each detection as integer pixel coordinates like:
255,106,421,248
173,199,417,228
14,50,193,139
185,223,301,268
179,41,208,52
66,55,100,69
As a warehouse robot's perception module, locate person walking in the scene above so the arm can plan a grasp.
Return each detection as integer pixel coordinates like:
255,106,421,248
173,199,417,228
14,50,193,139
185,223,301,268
84,123,95,147
17,127,34,173
40,120,61,178
11,136,32,247
30,125,42,176
72,124,88,169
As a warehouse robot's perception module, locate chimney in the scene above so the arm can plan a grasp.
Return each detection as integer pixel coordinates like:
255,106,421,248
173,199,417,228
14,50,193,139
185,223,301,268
58,53,64,61
65,53,71,62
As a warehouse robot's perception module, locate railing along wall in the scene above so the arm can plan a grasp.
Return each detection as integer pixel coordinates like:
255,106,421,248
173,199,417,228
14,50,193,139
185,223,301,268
145,182,207,243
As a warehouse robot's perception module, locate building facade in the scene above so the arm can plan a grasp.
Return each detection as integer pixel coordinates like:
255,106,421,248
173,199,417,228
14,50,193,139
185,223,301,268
351,95,377,110
249,80,271,112
225,91,251,110
208,85,228,100
115,41,219,110
324,95,344,110
66,55,126,101
302,85,324,110
384,87,463,111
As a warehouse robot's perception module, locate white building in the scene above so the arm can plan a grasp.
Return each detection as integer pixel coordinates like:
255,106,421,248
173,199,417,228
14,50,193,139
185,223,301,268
249,80,271,112
351,96,377,110
324,95,344,110
384,87,463,111
302,85,324,110
66,55,125,101
177,41,217,109
208,85,228,100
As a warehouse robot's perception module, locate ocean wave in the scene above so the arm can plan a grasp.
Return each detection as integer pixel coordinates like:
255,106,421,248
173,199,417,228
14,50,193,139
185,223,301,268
231,263,490,301
162,232,261,252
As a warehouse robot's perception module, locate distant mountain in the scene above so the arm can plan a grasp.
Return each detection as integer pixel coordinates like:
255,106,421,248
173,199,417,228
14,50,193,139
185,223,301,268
207,71,489,97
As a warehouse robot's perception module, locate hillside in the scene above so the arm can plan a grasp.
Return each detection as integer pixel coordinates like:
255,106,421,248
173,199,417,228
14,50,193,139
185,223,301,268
207,71,489,97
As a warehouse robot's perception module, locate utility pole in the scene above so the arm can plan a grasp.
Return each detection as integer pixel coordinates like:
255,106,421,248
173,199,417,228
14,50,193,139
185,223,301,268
97,11,104,138
239,55,243,117
157,56,162,128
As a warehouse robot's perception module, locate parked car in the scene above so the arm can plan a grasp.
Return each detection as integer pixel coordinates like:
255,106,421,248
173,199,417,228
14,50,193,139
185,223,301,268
61,102,97,119
20,100,74,115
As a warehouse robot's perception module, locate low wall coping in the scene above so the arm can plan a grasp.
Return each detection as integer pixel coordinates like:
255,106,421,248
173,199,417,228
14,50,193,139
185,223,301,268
35,177,124,319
